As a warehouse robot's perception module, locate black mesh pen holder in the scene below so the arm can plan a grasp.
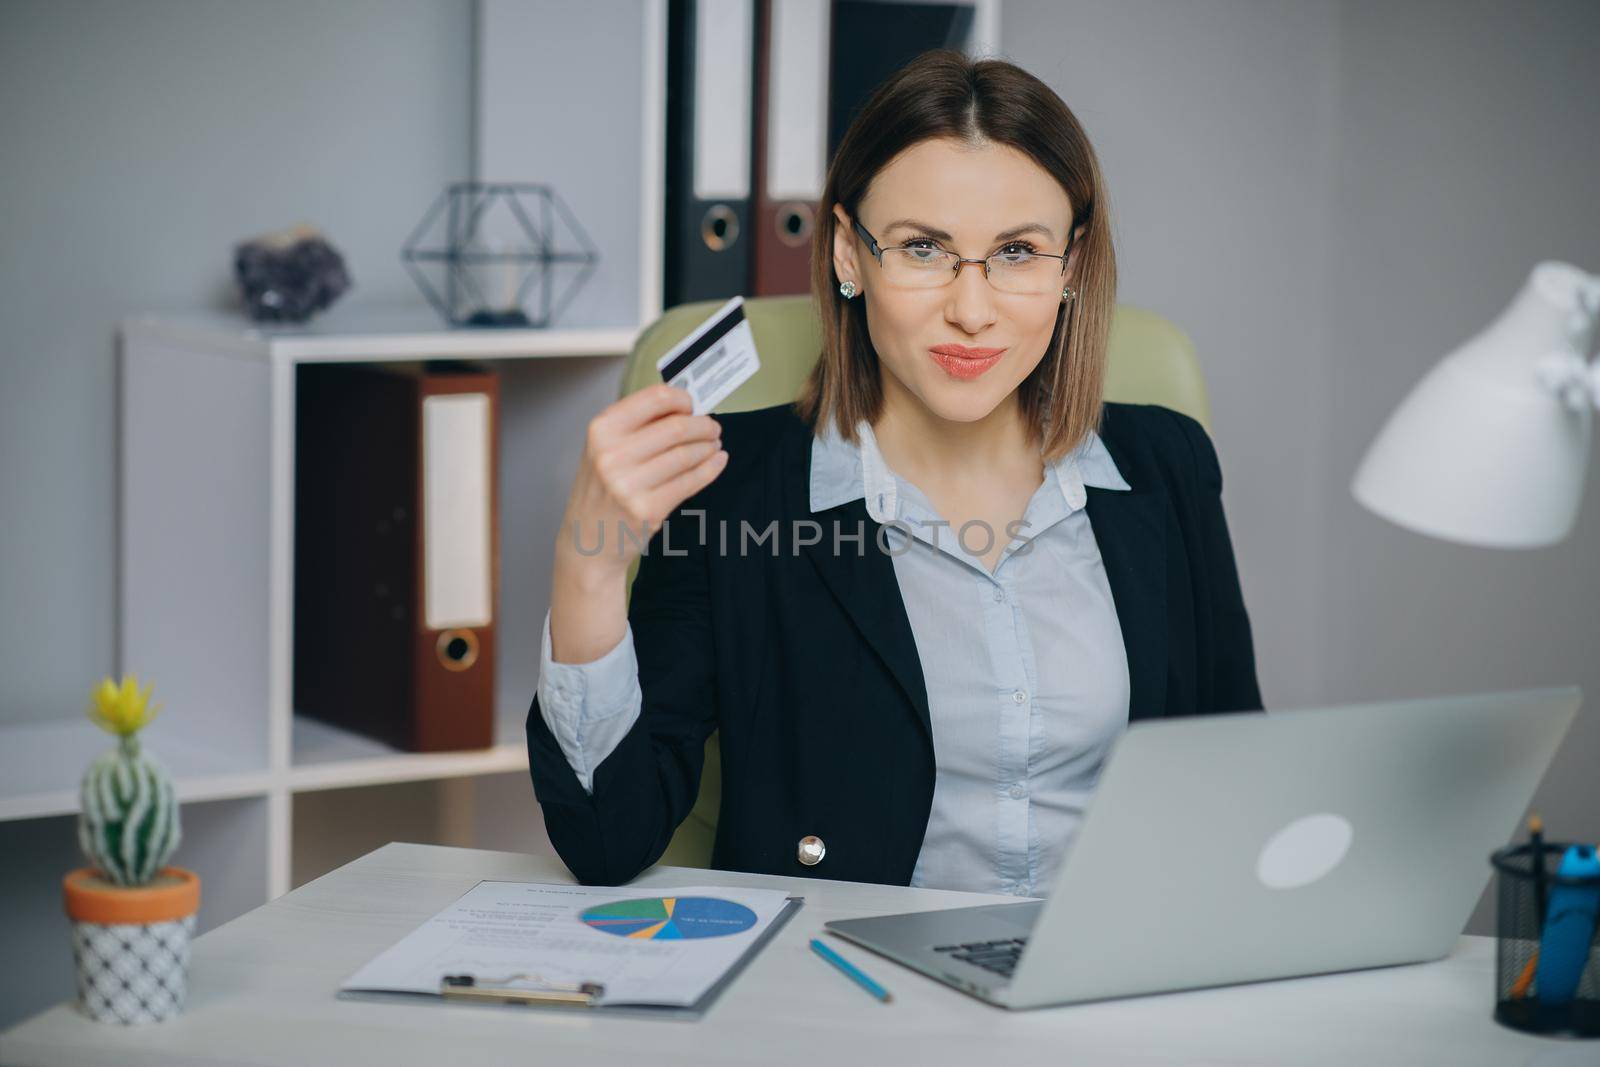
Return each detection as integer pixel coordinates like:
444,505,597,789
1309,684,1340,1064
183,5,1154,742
1489,842,1600,1037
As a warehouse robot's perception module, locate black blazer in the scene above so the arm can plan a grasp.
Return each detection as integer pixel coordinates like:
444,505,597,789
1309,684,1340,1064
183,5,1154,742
526,401,1263,887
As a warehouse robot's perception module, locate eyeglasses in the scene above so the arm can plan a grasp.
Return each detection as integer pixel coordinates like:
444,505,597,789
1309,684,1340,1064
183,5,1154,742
851,218,1074,296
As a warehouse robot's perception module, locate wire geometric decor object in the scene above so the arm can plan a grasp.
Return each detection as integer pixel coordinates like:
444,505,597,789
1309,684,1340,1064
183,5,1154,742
401,181,600,328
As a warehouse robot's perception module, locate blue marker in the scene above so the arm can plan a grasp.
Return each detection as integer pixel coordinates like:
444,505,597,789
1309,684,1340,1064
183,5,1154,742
1534,844,1600,1004
810,938,893,1003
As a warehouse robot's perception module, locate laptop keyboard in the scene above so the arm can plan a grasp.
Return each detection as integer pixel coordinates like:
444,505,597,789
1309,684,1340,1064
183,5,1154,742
934,937,1028,979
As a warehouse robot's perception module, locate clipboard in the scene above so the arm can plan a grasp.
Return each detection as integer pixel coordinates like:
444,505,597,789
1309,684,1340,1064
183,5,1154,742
338,890,804,1022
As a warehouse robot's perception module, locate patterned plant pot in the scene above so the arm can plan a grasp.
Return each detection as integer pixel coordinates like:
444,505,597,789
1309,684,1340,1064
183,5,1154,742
62,866,201,1024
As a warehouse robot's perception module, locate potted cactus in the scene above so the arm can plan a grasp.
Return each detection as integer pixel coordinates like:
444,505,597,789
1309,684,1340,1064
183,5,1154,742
62,675,201,1024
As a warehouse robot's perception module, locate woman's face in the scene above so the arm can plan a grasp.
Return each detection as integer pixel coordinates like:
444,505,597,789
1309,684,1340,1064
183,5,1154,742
832,137,1080,426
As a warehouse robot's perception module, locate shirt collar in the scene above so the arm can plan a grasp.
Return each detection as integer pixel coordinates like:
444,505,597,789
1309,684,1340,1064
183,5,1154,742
808,415,1131,520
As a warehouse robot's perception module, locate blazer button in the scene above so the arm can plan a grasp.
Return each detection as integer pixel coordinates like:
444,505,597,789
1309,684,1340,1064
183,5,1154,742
797,835,826,866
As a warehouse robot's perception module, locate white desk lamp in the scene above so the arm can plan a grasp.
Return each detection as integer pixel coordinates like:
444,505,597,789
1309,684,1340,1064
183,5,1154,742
1353,262,1600,547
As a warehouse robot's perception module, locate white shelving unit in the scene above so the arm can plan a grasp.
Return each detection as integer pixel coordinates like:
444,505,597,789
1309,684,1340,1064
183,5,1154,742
0,303,635,1042
0,301,634,1027
102,306,639,915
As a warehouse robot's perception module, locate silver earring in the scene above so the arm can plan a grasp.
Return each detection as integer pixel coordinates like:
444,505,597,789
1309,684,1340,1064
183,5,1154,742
839,280,858,299
1062,285,1077,303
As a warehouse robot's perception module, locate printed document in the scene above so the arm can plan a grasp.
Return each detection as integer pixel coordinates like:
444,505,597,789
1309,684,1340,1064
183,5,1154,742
341,880,798,1008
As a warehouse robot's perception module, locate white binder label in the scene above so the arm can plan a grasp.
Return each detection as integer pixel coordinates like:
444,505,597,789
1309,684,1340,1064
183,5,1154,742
422,393,492,631
694,0,753,201
767,0,829,201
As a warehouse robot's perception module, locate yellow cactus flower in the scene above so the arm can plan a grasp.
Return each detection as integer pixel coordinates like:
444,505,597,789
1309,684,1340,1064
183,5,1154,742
87,674,162,737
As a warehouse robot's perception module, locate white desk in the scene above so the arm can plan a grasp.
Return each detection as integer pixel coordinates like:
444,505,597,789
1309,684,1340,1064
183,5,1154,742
0,843,1575,1066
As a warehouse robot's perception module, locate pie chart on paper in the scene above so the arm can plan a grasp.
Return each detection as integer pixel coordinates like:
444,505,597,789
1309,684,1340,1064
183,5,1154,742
579,896,758,940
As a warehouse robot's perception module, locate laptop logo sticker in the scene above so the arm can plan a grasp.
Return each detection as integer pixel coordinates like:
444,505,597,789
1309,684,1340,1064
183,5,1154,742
1256,813,1354,890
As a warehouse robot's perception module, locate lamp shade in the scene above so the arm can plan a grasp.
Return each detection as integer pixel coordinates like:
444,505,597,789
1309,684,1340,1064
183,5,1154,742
1352,262,1600,548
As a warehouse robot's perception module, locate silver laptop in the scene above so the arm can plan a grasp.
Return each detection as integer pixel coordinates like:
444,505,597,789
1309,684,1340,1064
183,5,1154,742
825,686,1581,1009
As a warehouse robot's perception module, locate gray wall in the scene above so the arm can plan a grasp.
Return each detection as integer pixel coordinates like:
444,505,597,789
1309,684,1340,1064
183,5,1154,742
1319,0,1600,923
0,0,473,727
474,0,650,328
1005,0,1600,931
1003,0,1341,713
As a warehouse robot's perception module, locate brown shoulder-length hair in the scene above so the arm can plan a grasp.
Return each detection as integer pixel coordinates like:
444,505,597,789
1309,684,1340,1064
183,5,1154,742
794,49,1116,463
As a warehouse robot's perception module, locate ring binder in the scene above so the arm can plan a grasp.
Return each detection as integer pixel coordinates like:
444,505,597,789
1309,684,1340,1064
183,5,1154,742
294,362,500,753
664,0,757,305
750,0,831,296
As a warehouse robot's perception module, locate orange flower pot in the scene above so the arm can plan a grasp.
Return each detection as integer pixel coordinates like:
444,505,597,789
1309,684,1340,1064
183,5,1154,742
62,867,201,1024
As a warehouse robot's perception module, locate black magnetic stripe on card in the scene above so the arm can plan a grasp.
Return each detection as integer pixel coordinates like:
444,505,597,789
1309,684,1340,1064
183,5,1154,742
659,304,746,382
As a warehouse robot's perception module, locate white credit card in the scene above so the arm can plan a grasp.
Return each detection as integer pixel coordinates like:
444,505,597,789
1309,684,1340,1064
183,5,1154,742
655,295,761,415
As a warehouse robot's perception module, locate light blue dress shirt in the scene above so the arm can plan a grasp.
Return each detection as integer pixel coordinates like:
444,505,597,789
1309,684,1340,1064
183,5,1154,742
536,417,1134,897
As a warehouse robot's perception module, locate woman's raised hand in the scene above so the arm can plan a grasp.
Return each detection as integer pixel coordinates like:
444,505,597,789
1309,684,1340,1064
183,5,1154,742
547,385,726,664
559,383,727,577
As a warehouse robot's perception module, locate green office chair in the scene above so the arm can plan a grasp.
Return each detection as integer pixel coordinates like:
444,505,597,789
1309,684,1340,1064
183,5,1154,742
619,295,1212,869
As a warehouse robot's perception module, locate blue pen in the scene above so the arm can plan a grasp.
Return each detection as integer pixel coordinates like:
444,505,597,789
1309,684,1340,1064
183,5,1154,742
1534,844,1600,1004
810,938,893,1003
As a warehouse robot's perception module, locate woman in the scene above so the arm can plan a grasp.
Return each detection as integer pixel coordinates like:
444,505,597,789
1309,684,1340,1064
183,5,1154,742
527,50,1261,893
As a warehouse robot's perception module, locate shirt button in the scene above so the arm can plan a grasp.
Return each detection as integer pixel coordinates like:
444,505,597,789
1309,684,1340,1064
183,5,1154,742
1012,689,1027,704
992,588,1005,603
1009,783,1026,799
797,835,826,866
